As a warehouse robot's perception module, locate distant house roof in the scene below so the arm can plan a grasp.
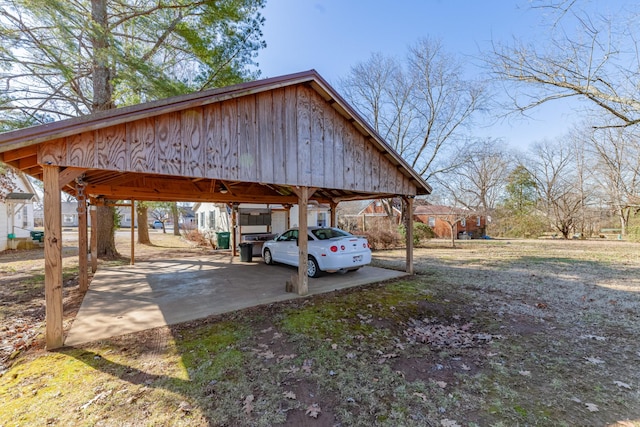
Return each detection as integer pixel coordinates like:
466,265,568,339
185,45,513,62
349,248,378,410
5,192,36,202
414,205,472,216
357,199,402,216
337,200,370,216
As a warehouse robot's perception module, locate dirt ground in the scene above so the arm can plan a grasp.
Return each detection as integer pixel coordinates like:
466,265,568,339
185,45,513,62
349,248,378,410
1,236,640,426
0,231,200,371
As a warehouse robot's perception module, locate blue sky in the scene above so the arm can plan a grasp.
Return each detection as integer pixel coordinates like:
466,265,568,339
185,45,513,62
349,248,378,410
255,1,626,150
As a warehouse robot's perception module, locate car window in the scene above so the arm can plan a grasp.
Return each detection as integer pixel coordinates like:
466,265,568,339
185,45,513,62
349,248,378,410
312,229,327,240
278,230,298,241
277,231,291,241
328,228,351,238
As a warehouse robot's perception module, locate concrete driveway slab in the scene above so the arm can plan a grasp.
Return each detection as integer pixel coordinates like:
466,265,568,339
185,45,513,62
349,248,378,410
65,253,406,346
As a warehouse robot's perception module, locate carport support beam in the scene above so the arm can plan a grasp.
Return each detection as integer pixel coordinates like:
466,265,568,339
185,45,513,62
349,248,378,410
329,201,337,227
43,165,64,349
297,187,310,295
90,204,98,273
77,191,88,292
131,199,135,265
403,196,414,275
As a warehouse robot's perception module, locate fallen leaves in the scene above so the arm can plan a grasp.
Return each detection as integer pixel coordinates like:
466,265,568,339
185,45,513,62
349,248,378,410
441,419,461,427
242,394,254,414
413,392,428,401
404,318,501,349
178,401,193,413
585,402,599,412
614,381,632,389
584,356,605,365
305,403,322,418
377,352,398,364
283,391,296,400
302,359,314,374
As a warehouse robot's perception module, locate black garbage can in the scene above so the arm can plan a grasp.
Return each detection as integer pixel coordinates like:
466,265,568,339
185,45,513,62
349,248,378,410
239,242,253,262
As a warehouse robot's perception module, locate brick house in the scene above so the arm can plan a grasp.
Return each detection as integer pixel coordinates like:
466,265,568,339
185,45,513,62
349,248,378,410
413,205,487,239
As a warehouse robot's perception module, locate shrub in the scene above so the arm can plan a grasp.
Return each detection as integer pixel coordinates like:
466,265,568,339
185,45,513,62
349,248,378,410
359,221,403,250
628,226,640,243
183,229,212,248
398,222,434,246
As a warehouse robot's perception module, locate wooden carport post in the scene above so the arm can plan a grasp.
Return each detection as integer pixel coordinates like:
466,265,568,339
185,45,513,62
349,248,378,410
283,204,292,229
329,201,337,227
90,203,98,273
293,187,316,296
43,165,63,349
77,183,89,292
403,196,414,275
130,199,135,265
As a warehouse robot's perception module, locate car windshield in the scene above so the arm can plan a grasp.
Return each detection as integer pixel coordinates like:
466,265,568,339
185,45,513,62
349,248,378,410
311,228,351,240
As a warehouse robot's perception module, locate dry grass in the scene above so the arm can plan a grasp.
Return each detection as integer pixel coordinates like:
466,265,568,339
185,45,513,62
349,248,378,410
1,236,640,426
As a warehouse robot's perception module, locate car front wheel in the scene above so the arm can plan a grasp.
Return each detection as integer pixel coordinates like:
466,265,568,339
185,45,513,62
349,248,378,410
263,248,274,265
307,256,321,278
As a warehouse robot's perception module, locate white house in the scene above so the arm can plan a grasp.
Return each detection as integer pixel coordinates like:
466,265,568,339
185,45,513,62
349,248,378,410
1,171,39,250
193,202,330,251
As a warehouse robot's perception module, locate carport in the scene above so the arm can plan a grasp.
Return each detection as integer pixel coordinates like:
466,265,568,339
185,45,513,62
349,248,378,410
0,70,431,349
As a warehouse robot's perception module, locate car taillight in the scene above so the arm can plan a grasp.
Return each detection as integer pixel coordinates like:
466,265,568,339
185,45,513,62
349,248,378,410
330,246,338,252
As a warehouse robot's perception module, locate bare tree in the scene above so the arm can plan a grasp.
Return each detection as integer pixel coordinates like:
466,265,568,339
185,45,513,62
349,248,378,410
587,126,640,235
489,2,640,129
436,138,512,227
341,38,486,184
526,139,585,239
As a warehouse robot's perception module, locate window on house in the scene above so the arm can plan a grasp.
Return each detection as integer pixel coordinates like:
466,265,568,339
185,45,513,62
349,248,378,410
209,211,215,229
428,217,436,227
476,216,481,226
317,212,327,227
63,214,75,224
22,206,28,228
461,218,466,227
200,212,205,227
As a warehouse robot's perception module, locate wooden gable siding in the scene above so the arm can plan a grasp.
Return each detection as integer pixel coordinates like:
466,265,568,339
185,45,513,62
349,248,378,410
37,85,414,195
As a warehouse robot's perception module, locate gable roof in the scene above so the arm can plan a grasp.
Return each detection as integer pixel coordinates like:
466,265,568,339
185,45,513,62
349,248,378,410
414,205,473,216
0,70,431,204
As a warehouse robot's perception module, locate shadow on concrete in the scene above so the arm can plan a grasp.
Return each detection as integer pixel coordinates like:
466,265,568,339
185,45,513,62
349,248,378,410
64,252,406,346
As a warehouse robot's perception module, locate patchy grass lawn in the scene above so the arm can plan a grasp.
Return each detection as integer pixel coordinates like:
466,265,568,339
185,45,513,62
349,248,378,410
1,237,639,426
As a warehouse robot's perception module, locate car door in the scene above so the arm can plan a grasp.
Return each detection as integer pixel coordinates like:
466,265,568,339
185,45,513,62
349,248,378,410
271,229,296,265
282,229,299,265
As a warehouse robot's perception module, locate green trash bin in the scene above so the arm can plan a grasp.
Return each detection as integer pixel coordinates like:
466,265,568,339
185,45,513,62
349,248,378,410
217,231,230,249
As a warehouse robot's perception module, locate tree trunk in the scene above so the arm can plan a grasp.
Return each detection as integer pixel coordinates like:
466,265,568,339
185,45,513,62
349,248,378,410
450,223,456,248
91,0,114,112
172,202,180,236
619,207,629,236
137,204,151,244
96,204,118,258
92,0,118,258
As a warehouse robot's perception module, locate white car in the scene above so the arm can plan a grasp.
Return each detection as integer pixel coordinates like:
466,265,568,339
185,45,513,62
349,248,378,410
262,227,372,277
